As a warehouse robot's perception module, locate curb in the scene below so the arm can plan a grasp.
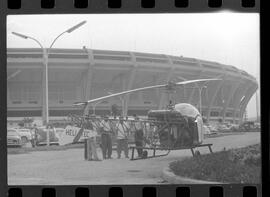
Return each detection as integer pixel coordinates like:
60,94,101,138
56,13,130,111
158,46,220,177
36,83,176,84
161,166,223,184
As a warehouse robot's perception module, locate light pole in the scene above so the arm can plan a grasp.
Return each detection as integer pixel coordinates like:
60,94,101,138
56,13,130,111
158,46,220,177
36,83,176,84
92,100,104,115
12,20,87,146
256,90,259,123
119,97,125,117
12,21,87,125
198,86,207,115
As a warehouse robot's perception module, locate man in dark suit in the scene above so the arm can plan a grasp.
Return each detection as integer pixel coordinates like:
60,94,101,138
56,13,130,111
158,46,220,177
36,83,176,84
133,115,144,157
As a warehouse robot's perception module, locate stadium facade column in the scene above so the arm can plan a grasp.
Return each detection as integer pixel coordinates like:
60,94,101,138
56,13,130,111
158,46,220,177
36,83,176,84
232,81,252,123
152,75,160,107
206,73,226,122
158,55,175,109
123,65,137,116
239,84,258,123
187,60,204,105
165,55,189,105
121,52,139,116
221,79,242,121
121,75,126,116
42,48,49,125
83,48,95,115
175,75,188,104
220,69,243,122
158,66,174,109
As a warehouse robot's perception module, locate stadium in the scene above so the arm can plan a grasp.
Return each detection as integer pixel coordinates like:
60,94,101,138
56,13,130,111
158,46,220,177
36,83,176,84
7,48,258,125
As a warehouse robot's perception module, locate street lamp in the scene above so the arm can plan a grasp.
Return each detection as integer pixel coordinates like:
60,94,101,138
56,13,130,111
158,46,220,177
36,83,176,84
12,20,87,146
184,86,207,114
92,100,104,115
119,97,125,117
198,86,207,115
12,20,87,126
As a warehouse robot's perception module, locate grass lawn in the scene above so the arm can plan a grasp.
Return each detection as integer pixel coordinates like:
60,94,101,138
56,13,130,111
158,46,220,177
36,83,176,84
169,144,260,183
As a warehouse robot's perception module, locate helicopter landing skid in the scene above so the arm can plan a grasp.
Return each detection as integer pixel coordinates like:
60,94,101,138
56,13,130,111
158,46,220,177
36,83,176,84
130,143,213,161
189,143,213,156
130,146,171,161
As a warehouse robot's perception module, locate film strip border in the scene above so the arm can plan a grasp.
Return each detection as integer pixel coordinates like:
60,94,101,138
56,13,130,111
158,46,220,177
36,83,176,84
3,0,259,12
8,185,260,197
1,0,262,197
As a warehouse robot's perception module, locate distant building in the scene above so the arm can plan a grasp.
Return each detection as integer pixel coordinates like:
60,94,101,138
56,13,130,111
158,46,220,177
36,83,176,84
7,48,258,124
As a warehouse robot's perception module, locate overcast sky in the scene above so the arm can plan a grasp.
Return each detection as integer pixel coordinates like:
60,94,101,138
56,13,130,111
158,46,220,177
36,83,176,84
7,13,260,118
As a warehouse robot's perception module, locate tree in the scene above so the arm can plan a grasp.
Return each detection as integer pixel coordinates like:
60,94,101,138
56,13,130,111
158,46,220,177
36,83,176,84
111,104,120,117
18,117,34,128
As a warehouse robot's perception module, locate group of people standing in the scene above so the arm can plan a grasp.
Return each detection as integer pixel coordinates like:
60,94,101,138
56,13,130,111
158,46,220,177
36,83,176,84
87,114,146,161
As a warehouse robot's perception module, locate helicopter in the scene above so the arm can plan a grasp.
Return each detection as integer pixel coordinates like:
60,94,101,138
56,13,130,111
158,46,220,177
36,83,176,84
63,78,220,160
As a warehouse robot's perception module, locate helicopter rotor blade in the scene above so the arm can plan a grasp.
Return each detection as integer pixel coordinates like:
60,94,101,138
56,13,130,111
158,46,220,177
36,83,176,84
83,84,166,105
73,78,221,106
175,78,221,85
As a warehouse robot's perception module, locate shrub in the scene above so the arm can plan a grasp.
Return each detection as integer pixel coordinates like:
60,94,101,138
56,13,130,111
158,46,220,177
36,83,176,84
169,144,260,183
228,144,260,166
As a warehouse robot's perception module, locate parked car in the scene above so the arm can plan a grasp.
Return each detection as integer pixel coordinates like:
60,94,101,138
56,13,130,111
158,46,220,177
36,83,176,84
7,129,23,147
226,124,239,132
254,122,260,129
239,121,260,132
217,124,231,132
17,128,32,143
207,124,218,134
203,125,211,135
36,127,59,146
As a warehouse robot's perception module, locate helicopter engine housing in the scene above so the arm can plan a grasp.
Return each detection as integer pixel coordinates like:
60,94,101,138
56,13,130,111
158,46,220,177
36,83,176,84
148,103,203,148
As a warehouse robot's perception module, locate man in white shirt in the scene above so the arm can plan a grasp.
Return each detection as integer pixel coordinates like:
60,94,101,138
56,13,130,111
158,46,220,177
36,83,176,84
116,116,129,159
100,115,113,159
85,119,101,161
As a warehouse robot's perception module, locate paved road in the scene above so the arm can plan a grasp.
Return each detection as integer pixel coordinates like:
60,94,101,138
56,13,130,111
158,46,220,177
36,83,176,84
8,132,260,185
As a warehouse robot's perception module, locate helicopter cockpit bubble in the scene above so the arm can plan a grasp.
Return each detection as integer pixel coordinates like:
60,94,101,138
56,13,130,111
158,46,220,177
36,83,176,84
174,103,204,144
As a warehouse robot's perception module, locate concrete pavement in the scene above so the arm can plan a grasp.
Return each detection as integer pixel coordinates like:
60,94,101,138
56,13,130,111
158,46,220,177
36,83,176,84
8,132,260,185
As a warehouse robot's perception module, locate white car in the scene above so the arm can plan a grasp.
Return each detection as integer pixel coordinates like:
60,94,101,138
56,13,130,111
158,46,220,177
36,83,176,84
207,125,218,134
7,129,23,147
17,128,32,143
217,124,231,132
227,124,239,131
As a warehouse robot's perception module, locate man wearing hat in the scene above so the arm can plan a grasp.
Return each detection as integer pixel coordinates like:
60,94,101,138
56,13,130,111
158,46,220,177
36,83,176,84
116,116,129,159
100,115,113,159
